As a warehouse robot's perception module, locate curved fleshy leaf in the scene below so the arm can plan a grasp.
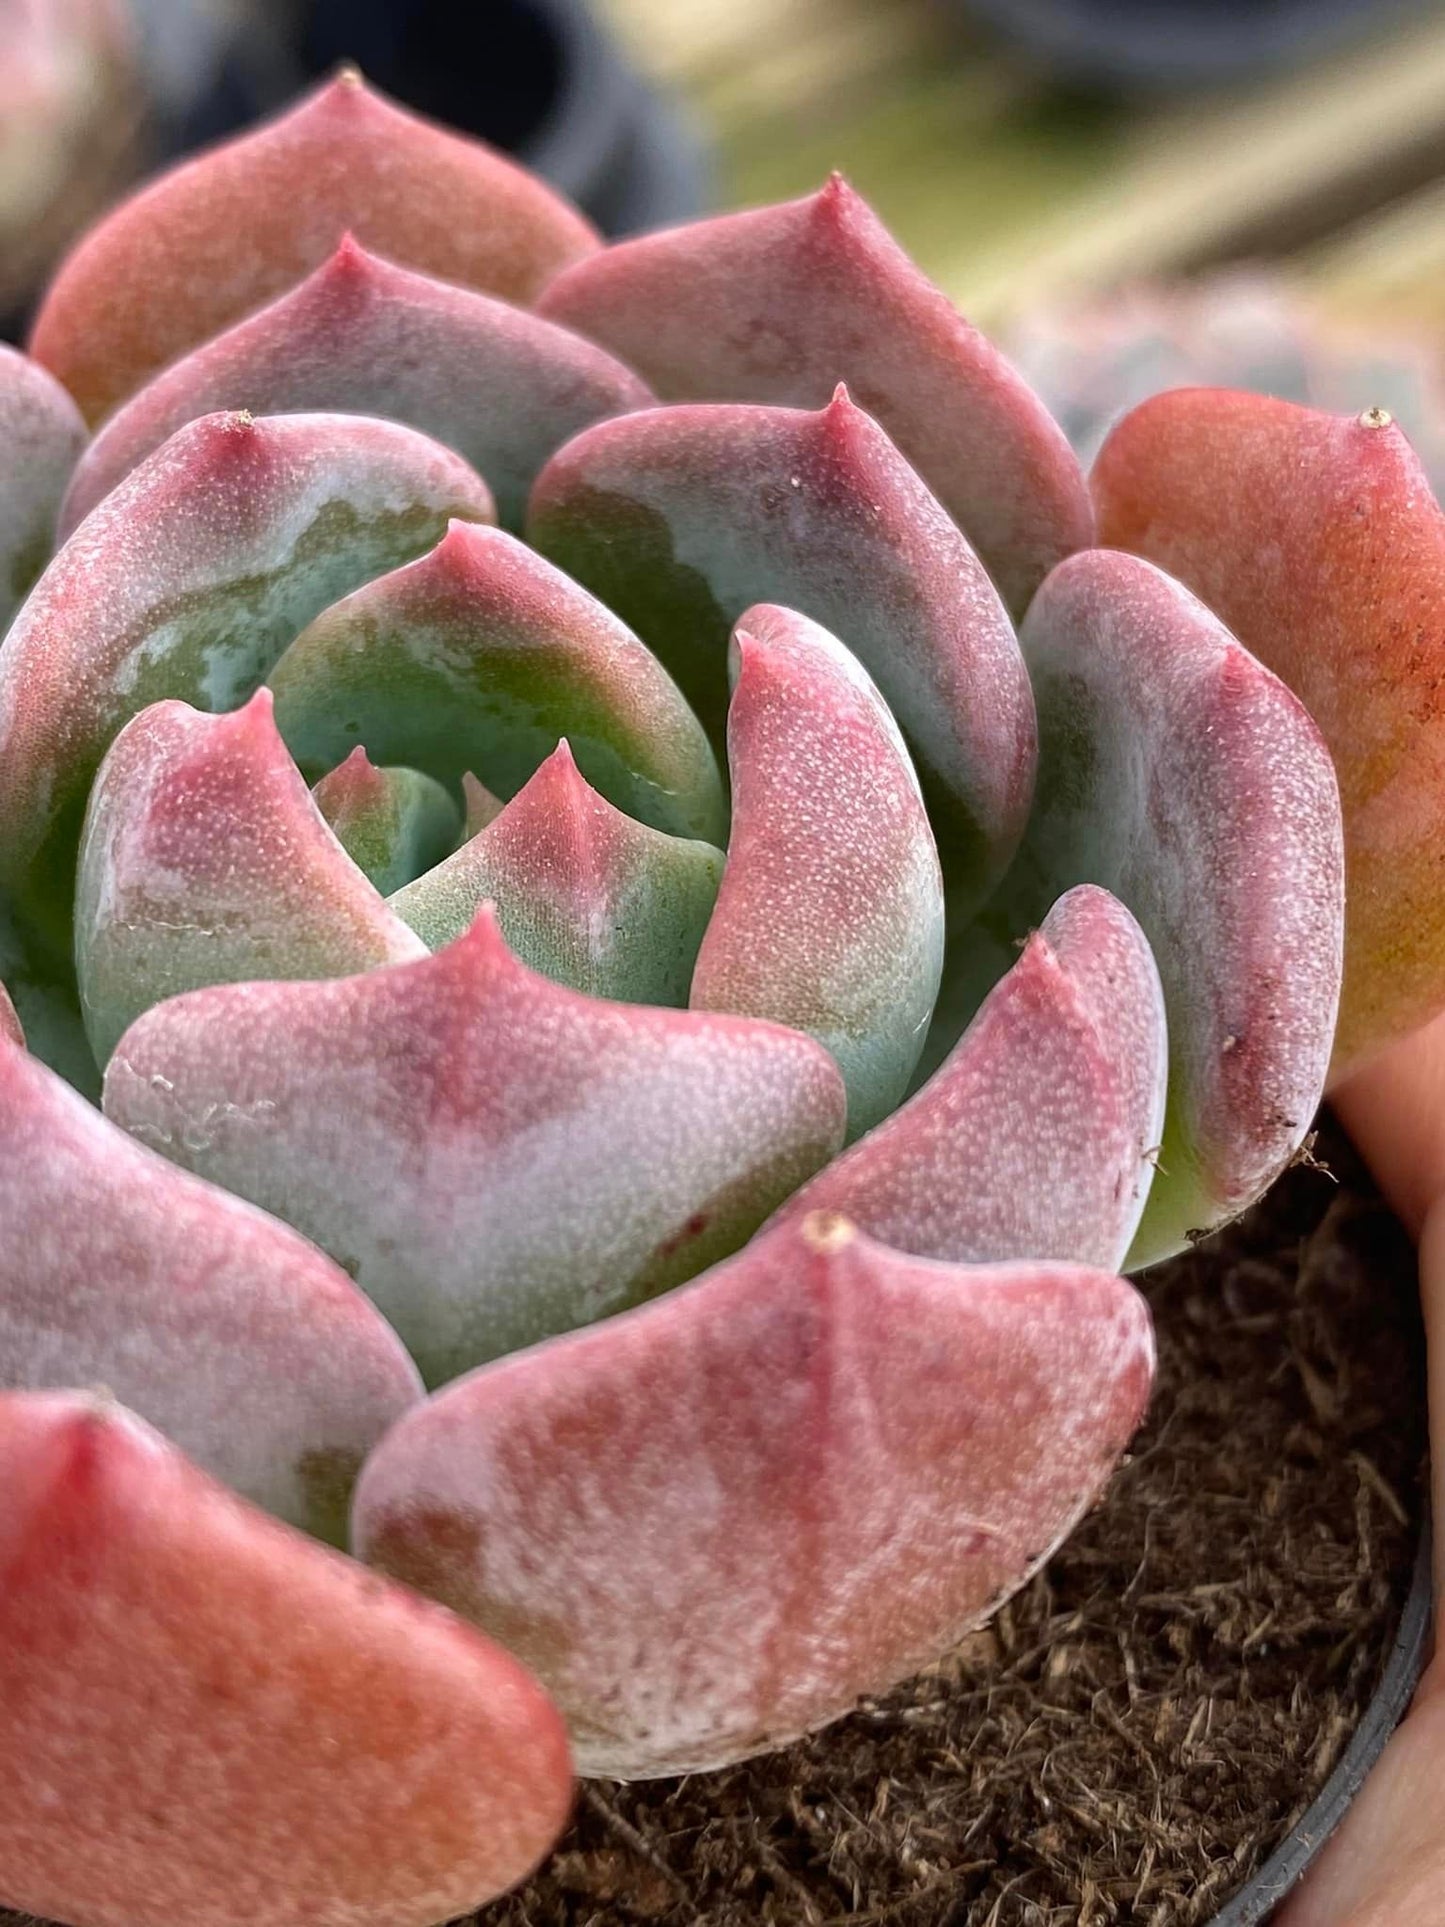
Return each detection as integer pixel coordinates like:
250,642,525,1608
390,741,724,1006
268,518,727,845
75,692,426,1066
1093,391,1445,1074
691,604,943,1136
0,981,22,1048
0,1038,421,1543
778,886,1166,1272
354,1210,1154,1780
974,550,1343,1264
0,344,85,632
60,236,651,535
539,177,1091,616
463,771,506,835
103,911,847,1387
313,749,462,896
29,70,599,424
527,389,1035,911
0,409,493,960
0,1391,572,1927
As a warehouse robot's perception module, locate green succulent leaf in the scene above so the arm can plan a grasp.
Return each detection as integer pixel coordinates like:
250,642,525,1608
312,750,462,896
390,740,723,1007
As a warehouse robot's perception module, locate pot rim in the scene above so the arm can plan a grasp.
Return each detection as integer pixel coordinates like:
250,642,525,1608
1207,1513,1435,1925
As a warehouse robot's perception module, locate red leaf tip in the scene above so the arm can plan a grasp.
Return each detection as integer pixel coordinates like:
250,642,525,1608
1359,405,1394,430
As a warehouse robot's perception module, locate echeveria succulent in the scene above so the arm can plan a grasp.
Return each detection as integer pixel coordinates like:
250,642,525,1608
5,68,1433,1927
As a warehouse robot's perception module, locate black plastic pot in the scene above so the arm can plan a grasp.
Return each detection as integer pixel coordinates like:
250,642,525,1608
955,0,1437,89
1211,1520,1434,1925
147,0,711,235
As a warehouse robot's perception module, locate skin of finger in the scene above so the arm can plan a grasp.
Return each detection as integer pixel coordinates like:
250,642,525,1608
1272,1196,1445,1927
1331,1007,1445,1239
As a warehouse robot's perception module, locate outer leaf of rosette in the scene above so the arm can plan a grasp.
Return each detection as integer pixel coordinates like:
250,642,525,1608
538,176,1092,618
1093,391,1445,1077
389,741,723,1007
969,550,1344,1266
0,410,494,965
691,605,944,1137
0,1031,421,1545
75,694,427,1067
29,70,600,426
0,1392,572,1927
102,911,847,1388
353,1210,1154,1780
776,886,1166,1273
0,346,86,634
267,520,727,847
59,237,652,536
313,750,462,896
527,390,1035,914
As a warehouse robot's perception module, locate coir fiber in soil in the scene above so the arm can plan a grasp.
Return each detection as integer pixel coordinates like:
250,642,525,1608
477,1118,1427,1927
0,1121,1426,1927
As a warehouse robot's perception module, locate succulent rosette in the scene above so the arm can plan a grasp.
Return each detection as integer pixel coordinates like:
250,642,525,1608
4,69,1439,1927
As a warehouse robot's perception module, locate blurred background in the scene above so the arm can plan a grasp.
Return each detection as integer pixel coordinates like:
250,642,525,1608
7,0,1445,464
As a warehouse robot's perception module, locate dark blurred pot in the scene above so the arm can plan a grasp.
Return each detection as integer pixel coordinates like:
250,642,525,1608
956,0,1436,88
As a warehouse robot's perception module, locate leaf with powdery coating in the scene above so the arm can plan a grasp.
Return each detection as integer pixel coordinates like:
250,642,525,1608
539,177,1090,617
777,887,1165,1272
269,519,727,846
0,410,493,963
390,741,723,1007
0,1041,421,1544
103,911,847,1387
0,1391,572,1927
354,1210,1154,1780
976,551,1343,1265
691,604,943,1137
313,750,462,896
75,693,426,1066
1093,392,1445,1076
59,236,651,536
29,70,599,425
0,982,22,1048
463,772,506,835
0,345,85,633
528,390,1035,913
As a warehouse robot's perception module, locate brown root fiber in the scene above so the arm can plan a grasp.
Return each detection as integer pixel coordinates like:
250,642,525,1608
478,1118,1427,1927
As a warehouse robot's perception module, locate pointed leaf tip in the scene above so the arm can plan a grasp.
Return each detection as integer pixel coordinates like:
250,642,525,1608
1093,390,1440,1075
693,604,943,1135
76,695,425,1066
392,741,724,1005
355,1213,1153,1778
0,1390,572,1927
0,983,23,1050
538,184,1090,614
781,885,1167,1271
30,71,600,424
103,926,846,1385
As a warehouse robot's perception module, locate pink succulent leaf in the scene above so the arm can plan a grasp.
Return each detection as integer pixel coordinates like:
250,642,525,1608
0,344,85,632
312,748,462,896
0,1390,573,1927
973,550,1344,1266
527,390,1036,913
462,770,506,836
537,178,1092,618
268,519,727,846
0,980,23,1048
1094,391,1445,1076
353,1209,1154,1780
75,692,426,1067
28,70,600,425
102,910,848,1388
776,885,1166,1272
59,236,652,536
690,604,944,1137
0,409,493,964
390,741,724,1007
0,1037,422,1543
